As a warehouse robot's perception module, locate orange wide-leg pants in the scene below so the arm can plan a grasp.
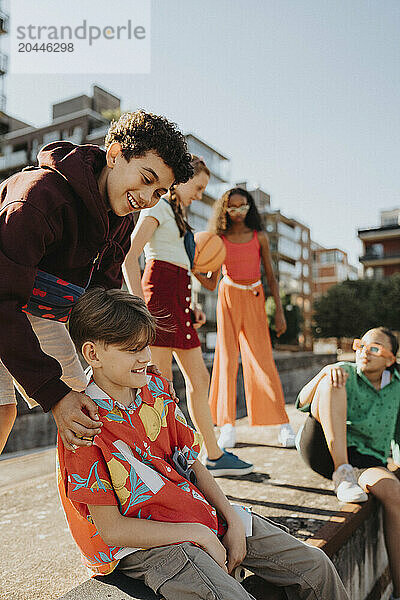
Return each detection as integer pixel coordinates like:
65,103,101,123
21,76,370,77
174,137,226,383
209,279,289,427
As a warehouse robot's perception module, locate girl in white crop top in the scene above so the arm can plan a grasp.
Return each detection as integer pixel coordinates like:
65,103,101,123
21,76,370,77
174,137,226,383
123,157,253,476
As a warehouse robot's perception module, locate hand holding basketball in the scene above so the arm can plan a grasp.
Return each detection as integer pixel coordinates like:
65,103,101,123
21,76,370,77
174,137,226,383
193,232,226,273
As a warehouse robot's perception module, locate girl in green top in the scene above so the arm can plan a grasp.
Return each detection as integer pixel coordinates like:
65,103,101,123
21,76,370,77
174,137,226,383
296,327,400,600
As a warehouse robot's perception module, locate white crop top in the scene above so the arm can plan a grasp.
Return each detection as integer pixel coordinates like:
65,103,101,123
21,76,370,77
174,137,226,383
137,199,191,269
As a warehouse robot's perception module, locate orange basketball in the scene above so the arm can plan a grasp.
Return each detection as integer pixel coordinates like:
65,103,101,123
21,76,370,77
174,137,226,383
193,232,226,272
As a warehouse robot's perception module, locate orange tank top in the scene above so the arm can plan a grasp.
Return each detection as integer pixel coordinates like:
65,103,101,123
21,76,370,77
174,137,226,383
221,231,261,282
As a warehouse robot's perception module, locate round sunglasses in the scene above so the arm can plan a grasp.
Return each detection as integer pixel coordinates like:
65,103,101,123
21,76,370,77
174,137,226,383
352,339,396,361
226,204,250,216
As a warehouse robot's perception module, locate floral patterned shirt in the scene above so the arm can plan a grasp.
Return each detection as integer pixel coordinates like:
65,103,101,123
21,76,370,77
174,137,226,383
57,374,221,575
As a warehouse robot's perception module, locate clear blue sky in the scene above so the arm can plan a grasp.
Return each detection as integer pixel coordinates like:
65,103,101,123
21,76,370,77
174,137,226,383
4,0,400,265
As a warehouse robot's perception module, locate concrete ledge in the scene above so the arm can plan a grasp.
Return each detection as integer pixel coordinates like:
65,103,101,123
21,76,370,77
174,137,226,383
60,484,396,600
58,572,158,600
306,468,399,600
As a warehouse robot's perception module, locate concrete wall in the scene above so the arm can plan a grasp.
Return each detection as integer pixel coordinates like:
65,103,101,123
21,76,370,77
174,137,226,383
3,352,335,454
332,506,392,600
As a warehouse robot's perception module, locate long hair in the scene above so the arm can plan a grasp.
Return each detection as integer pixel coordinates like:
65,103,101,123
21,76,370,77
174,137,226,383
208,187,263,236
168,155,210,237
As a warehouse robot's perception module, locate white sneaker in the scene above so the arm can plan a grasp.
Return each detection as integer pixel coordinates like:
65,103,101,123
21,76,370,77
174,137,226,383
278,423,296,448
332,464,368,503
217,424,236,449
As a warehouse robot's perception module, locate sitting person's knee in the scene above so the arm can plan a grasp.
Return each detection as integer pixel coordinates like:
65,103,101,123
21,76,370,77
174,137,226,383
301,545,340,586
358,469,400,505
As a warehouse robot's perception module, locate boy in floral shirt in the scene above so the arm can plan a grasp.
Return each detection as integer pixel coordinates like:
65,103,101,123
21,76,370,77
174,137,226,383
58,288,349,600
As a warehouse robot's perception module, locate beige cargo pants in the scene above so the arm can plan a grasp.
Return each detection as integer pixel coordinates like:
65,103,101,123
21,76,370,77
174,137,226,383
117,513,349,600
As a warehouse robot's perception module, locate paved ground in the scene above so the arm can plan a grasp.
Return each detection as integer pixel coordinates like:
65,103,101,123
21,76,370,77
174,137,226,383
0,406,343,600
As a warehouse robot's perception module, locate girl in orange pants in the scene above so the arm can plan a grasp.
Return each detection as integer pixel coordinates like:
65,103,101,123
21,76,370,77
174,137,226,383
194,187,296,449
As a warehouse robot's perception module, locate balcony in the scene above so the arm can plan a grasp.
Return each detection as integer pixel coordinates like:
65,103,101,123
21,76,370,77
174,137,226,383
0,149,28,172
0,51,8,76
0,11,9,35
359,251,400,267
86,125,108,141
358,224,400,241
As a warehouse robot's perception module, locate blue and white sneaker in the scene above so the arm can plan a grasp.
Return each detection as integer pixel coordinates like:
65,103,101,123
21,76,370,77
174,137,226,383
205,450,254,477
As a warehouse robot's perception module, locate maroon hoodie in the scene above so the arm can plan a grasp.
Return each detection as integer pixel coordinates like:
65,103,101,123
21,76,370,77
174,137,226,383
0,142,135,411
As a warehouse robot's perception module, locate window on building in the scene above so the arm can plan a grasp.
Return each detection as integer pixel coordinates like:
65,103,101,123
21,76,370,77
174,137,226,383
31,138,39,157
365,243,384,258
70,126,84,144
269,240,278,252
372,267,384,280
365,267,384,280
278,221,297,240
43,130,60,145
185,138,229,181
278,237,301,260
320,251,335,264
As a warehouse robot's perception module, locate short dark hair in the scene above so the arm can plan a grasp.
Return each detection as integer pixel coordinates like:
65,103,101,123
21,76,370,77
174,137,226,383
69,288,156,353
105,111,194,185
208,187,263,235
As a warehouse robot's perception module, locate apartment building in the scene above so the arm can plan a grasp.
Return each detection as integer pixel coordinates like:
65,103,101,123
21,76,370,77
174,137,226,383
263,209,313,349
312,245,358,296
0,85,118,181
358,209,400,279
0,0,7,110
185,134,230,345
0,0,8,133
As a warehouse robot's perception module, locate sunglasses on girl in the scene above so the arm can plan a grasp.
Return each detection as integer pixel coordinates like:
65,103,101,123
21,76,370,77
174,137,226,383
226,204,250,216
352,339,396,360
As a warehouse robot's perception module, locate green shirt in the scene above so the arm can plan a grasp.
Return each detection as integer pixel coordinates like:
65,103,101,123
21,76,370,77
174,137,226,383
296,361,400,465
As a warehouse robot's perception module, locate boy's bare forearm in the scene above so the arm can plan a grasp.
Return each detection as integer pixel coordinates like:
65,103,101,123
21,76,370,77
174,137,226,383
88,504,210,549
192,460,237,524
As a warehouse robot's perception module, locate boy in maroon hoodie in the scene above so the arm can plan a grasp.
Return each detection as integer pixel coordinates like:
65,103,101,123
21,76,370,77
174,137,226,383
0,110,193,453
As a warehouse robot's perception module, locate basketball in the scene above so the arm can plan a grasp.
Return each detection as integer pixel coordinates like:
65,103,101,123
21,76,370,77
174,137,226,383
193,232,226,272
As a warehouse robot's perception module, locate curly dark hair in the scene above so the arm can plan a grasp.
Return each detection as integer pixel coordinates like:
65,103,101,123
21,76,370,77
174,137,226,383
208,187,263,235
105,110,193,185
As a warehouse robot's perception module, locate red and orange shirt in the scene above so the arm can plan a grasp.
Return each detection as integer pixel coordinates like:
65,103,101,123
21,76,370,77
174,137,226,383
57,374,222,575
